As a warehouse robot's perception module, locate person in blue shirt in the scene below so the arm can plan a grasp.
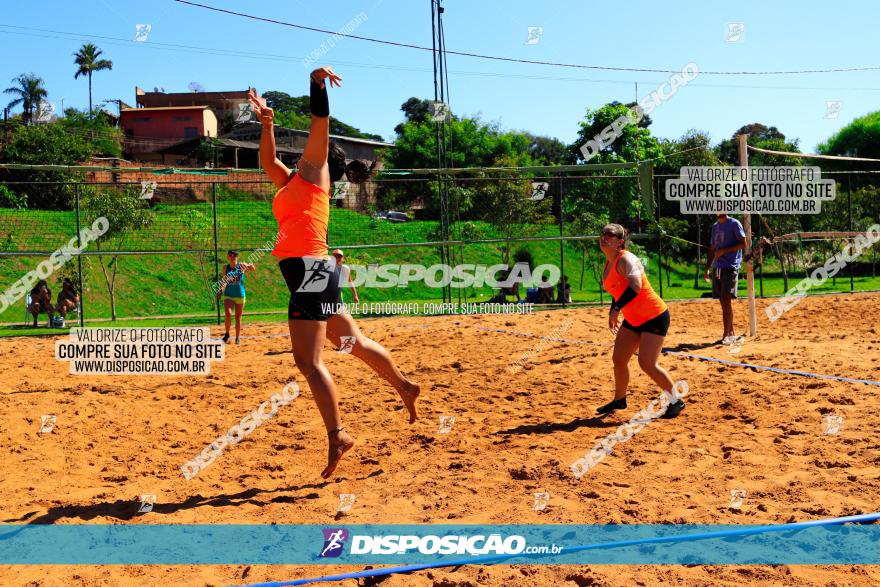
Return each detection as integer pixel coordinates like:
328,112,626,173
704,214,746,343
218,250,255,344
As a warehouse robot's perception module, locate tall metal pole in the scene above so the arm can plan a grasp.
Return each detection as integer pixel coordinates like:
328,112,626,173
848,175,854,293
211,183,221,326
430,1,438,106
74,183,85,327
431,0,452,305
656,175,663,298
558,173,565,307
756,212,764,298
737,134,757,336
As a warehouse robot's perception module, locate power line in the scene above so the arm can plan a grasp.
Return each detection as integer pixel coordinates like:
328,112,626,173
172,0,880,76
4,25,880,93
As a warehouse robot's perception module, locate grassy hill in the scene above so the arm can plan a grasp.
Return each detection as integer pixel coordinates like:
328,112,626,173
1,191,879,329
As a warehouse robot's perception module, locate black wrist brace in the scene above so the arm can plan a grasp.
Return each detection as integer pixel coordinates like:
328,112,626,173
310,81,329,118
611,286,639,312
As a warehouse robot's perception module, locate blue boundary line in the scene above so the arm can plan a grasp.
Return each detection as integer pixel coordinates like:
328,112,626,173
229,512,880,587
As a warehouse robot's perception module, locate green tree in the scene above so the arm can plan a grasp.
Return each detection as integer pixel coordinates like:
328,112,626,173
716,123,802,166
0,121,94,208
261,89,383,140
563,102,662,229
73,43,113,114
817,111,880,191
263,90,308,114
394,97,433,135
60,108,122,157
655,129,722,175
3,73,48,126
180,209,223,309
568,211,609,293
567,101,661,164
472,156,554,265
80,186,154,320
385,116,538,217
520,132,568,166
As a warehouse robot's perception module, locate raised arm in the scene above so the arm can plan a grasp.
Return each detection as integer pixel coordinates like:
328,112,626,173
297,67,342,193
248,88,291,189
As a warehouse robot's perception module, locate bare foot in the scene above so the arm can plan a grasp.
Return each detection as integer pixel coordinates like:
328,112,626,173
398,381,420,424
321,428,354,479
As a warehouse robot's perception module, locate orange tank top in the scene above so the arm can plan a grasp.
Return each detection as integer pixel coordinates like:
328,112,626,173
272,173,330,258
602,251,667,326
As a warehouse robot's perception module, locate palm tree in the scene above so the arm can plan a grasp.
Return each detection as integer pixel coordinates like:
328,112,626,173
4,73,48,126
73,43,113,114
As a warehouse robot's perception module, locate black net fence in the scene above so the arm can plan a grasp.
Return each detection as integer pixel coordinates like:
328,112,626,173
0,166,878,326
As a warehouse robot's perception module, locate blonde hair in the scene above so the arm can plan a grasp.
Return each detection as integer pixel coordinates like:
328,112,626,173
602,223,628,249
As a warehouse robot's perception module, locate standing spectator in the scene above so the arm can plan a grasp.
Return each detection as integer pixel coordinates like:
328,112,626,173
704,214,746,343
332,249,359,304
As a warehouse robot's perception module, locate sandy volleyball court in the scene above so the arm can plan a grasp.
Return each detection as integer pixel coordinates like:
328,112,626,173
1,293,879,586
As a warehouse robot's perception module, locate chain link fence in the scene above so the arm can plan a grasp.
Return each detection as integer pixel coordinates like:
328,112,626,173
0,166,878,326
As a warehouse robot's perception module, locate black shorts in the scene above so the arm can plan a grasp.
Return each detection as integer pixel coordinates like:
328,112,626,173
712,267,739,299
621,309,670,337
278,257,342,321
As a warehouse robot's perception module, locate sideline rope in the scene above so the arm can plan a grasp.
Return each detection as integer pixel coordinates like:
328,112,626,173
665,351,880,386
461,324,608,348
229,512,880,587
452,323,880,386
208,322,880,386
746,145,880,163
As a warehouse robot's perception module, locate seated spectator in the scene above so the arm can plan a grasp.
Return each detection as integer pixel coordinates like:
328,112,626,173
56,278,80,322
537,276,554,304
557,275,572,304
500,266,522,302
28,280,54,327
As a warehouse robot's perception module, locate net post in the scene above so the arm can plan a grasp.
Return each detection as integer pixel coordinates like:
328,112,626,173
74,182,85,328
737,134,757,336
557,172,565,307
212,182,221,326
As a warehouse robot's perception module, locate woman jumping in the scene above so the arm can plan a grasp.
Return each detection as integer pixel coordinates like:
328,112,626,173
248,67,420,479
597,223,684,418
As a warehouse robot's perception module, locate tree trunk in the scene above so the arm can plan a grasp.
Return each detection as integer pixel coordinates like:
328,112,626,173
97,254,115,320
776,243,789,292
579,248,585,289
591,257,603,305
110,254,119,321
88,72,93,114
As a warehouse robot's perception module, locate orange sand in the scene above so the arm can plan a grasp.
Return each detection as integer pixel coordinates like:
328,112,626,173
1,293,879,586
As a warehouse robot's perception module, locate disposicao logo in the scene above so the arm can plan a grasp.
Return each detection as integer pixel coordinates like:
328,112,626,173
320,528,349,558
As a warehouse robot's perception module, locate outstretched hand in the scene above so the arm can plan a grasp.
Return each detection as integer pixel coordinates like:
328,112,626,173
247,88,273,126
310,66,342,89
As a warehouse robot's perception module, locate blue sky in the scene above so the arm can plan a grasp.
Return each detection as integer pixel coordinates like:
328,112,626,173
1,0,877,151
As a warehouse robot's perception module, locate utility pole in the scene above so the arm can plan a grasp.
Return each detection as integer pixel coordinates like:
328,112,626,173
431,0,454,305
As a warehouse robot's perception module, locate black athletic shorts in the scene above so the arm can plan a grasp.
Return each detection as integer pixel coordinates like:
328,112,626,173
278,257,342,321
712,267,739,299
621,309,670,337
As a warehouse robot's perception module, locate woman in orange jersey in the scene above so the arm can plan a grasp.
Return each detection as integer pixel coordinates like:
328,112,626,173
597,223,684,418
248,67,420,479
